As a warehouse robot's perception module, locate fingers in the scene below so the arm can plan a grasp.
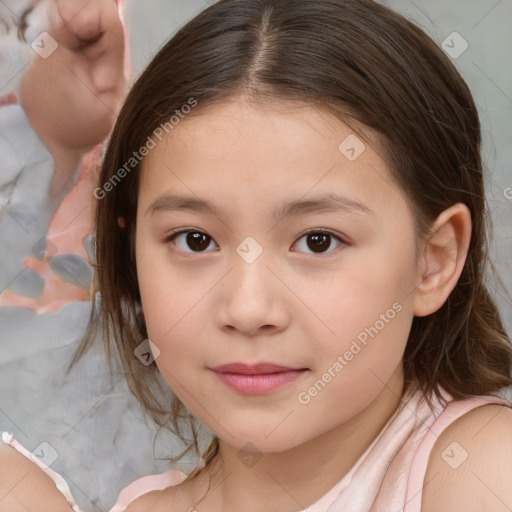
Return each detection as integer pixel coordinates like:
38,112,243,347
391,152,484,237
51,0,125,93
17,0,126,155
47,0,95,49
88,1,125,93
56,0,102,44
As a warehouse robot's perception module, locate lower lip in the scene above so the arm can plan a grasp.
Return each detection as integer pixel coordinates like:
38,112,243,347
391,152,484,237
212,369,306,395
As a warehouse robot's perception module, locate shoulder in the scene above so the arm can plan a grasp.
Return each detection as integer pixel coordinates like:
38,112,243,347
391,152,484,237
124,457,219,512
0,437,72,511
123,474,198,512
422,403,512,512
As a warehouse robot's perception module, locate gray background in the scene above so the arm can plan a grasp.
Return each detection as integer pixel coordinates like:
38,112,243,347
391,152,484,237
124,0,512,330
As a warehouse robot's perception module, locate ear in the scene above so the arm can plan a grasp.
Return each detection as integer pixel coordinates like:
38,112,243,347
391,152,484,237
413,203,472,317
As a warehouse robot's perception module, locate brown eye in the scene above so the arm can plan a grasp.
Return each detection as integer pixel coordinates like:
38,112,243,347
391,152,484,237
293,231,344,255
307,233,331,252
166,230,217,253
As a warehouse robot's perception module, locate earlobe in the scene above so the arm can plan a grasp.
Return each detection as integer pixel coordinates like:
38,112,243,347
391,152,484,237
413,203,472,317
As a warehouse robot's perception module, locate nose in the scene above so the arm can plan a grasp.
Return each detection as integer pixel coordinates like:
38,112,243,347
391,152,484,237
215,250,291,337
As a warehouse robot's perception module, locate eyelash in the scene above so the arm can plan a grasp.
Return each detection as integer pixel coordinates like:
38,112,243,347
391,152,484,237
163,228,348,257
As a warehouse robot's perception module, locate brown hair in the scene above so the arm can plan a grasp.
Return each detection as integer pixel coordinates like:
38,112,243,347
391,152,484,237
13,1,39,41
68,0,512,475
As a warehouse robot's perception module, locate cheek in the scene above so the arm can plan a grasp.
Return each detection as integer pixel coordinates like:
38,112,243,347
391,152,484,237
304,233,416,388
309,292,411,397
137,266,208,393
135,231,176,352
295,297,412,440
137,266,205,352
135,233,210,377
315,250,415,343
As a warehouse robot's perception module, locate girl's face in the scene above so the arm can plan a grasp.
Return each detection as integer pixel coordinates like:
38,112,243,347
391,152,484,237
135,99,421,452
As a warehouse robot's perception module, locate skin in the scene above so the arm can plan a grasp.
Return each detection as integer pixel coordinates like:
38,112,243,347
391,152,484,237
18,0,125,204
132,97,475,511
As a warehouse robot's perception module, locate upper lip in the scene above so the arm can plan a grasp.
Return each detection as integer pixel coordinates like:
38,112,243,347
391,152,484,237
210,363,306,375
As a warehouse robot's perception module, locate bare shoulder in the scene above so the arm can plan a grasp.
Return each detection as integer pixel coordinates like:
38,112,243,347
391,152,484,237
422,403,512,512
0,440,72,512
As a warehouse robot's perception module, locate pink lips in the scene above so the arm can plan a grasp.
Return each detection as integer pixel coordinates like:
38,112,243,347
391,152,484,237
209,363,307,395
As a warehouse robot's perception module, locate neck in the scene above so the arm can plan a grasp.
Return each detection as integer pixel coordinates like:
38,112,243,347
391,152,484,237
194,368,406,512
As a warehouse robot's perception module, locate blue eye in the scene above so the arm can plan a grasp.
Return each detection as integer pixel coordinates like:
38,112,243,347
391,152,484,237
164,229,345,255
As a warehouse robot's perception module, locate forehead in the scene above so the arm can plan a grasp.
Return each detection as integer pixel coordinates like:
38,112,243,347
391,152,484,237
138,98,405,219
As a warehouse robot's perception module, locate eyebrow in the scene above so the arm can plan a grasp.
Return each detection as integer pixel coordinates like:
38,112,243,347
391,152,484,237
146,192,375,220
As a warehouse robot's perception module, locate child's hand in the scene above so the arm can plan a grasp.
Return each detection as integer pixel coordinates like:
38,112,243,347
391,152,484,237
18,0,126,197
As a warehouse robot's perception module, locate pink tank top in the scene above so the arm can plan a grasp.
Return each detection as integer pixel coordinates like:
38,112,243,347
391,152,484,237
2,387,510,511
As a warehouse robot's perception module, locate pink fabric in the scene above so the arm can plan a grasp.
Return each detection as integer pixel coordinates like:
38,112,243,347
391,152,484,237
0,93,17,106
109,468,188,511
2,388,510,511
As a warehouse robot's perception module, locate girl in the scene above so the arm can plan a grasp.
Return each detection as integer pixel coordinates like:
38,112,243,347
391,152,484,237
2,0,512,511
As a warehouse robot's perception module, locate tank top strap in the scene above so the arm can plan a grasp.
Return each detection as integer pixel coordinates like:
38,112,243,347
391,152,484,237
110,467,188,511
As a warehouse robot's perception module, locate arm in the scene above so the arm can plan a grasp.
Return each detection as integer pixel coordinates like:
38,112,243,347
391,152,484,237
422,404,512,511
17,0,126,200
